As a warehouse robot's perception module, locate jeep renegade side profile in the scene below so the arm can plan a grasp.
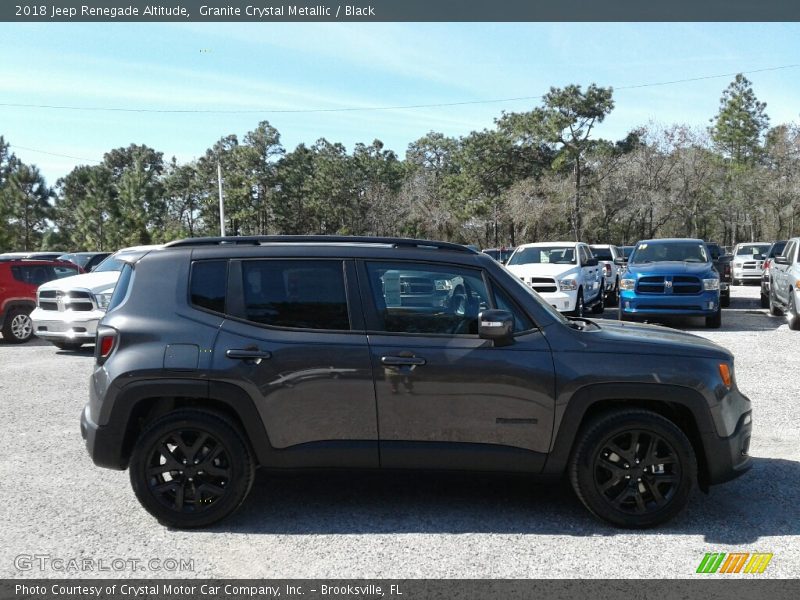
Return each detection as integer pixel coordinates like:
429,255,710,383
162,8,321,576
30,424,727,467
82,237,752,529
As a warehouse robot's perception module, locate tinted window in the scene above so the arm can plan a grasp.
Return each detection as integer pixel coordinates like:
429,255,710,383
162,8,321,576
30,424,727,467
190,261,228,314
107,264,133,313
241,260,349,330
768,241,787,258
589,246,613,260
93,257,125,272
54,265,79,278
493,286,535,332
367,262,490,335
10,264,75,285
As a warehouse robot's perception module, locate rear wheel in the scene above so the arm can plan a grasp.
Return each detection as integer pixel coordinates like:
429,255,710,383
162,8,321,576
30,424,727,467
569,409,696,528
705,307,722,329
769,284,784,316
721,292,730,308
591,288,605,314
607,279,619,307
788,293,800,331
760,291,769,309
2,307,33,343
129,410,255,528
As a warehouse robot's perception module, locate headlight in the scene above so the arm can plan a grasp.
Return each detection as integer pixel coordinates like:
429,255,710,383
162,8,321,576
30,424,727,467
95,292,113,310
734,261,743,268
703,278,720,291
620,278,635,291
558,279,578,291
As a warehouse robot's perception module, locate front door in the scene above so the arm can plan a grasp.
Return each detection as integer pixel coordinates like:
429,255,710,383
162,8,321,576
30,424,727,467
358,260,556,472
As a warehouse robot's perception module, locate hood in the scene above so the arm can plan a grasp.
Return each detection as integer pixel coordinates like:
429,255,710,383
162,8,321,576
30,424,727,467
624,261,715,277
593,319,730,360
506,263,580,279
37,270,121,294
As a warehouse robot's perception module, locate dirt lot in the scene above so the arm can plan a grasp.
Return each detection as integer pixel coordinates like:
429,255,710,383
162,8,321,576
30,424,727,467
1,284,798,578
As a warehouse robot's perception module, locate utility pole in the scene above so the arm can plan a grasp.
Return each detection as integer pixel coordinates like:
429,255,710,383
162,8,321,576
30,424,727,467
217,161,225,237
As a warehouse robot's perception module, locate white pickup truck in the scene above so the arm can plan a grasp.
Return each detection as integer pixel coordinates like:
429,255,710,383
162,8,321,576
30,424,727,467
506,241,604,317
589,244,622,306
768,237,800,330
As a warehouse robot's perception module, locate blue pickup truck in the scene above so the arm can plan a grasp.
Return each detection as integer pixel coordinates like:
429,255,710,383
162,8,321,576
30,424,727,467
616,238,722,328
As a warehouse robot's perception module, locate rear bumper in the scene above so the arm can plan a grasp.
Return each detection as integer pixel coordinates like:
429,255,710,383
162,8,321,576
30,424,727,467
702,410,753,486
81,382,127,470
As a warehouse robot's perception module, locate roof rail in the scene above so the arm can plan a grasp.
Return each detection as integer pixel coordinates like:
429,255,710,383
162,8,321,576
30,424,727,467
164,235,477,254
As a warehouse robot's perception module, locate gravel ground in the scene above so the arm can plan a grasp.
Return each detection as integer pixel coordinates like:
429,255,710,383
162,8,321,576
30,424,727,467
1,284,798,579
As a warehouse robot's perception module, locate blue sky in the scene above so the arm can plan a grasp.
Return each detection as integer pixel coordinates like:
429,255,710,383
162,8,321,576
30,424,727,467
1,22,799,184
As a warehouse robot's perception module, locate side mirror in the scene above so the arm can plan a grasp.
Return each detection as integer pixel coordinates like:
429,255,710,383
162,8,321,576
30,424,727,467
585,257,598,267
614,257,627,266
478,309,514,347
774,255,789,265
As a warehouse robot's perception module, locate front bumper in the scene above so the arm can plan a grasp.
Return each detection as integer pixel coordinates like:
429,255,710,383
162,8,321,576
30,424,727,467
31,307,102,342
619,290,720,317
702,410,753,486
733,267,763,280
536,289,577,313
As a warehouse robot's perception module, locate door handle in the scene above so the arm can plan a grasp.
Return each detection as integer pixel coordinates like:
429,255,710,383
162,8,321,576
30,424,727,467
381,355,426,366
226,349,272,362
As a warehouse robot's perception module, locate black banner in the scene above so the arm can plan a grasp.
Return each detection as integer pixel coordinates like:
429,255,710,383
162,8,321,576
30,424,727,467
4,580,800,600
2,1,800,22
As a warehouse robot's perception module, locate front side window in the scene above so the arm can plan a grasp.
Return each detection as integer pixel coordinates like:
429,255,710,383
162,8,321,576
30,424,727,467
507,246,577,266
241,260,349,331
366,262,490,335
493,286,535,332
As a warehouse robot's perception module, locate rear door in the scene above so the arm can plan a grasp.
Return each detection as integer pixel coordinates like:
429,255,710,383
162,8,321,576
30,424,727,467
358,259,556,472
579,245,601,302
775,242,794,303
210,258,378,468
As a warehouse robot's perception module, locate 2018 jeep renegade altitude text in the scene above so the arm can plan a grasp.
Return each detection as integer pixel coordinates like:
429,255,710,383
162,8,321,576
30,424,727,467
81,236,752,529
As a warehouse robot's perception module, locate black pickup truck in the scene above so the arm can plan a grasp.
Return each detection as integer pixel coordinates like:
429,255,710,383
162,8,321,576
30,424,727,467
706,242,732,307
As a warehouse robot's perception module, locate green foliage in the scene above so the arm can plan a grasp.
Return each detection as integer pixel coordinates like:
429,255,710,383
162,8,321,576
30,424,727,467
709,74,770,165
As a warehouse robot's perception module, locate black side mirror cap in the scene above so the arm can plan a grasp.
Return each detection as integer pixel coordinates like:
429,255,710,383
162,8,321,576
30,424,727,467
614,257,627,265
478,309,514,347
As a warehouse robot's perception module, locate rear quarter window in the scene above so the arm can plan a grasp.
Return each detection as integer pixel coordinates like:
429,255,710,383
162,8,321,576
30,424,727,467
190,261,228,314
107,263,134,313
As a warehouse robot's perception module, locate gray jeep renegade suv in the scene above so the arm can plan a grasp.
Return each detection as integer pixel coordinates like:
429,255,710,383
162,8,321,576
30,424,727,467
82,236,752,529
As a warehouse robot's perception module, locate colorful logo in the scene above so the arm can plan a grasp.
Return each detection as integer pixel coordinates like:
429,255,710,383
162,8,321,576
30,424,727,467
696,552,773,574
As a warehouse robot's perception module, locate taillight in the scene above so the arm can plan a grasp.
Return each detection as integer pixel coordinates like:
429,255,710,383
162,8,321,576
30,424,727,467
603,264,611,276
95,328,117,365
764,259,772,269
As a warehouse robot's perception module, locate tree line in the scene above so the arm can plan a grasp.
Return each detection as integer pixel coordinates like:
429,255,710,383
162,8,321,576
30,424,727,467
1,74,799,252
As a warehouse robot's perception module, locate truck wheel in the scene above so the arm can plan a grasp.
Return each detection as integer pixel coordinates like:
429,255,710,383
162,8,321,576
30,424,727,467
769,286,783,316
721,292,730,308
788,293,800,331
569,409,696,529
129,409,255,528
607,279,619,307
591,289,605,314
2,307,34,343
573,290,585,318
760,292,769,309
705,308,722,329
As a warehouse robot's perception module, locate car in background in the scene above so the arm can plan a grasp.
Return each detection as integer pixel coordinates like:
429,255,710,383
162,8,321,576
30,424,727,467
58,252,111,272
482,247,515,264
705,242,732,308
0,258,81,343
506,241,603,316
767,237,800,330
0,251,68,261
617,238,721,328
731,242,770,285
589,244,623,305
760,240,787,308
31,246,158,350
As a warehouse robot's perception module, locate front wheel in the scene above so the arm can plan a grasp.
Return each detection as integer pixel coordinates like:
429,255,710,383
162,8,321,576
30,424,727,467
721,292,730,308
572,289,585,318
788,293,800,331
705,307,722,329
607,279,619,307
129,410,255,528
569,409,696,528
760,292,769,309
2,308,33,343
591,288,605,314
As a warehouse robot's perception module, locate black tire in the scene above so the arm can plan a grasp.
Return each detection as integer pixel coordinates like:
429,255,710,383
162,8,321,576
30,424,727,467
769,284,783,316
591,288,605,314
1,307,34,343
607,279,619,307
129,410,255,528
721,292,730,308
572,289,585,317
705,307,722,329
618,307,634,322
569,409,696,528
760,292,769,309
52,341,84,351
788,293,800,331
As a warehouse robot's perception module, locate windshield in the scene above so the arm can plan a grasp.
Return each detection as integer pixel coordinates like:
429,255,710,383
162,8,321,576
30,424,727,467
736,244,770,256
93,256,126,273
630,241,709,264
508,246,577,266
589,246,613,260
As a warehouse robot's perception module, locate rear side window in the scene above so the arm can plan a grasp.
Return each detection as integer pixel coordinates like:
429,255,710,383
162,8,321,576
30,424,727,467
190,261,228,314
10,264,76,285
107,264,133,313
241,260,349,331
